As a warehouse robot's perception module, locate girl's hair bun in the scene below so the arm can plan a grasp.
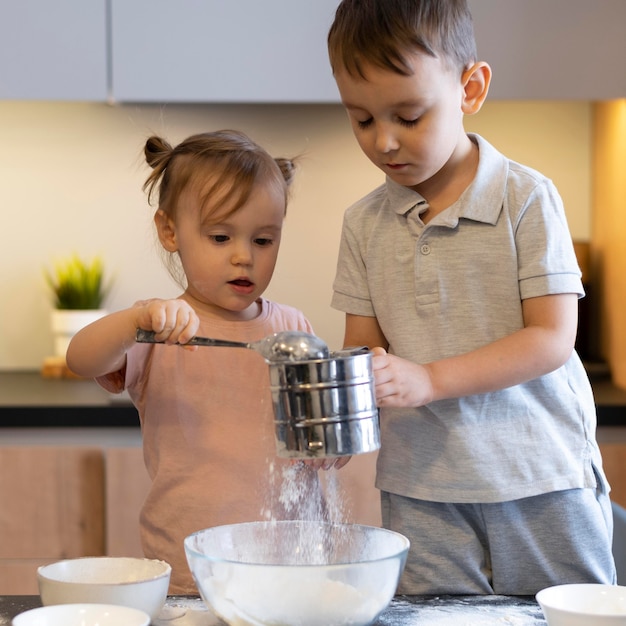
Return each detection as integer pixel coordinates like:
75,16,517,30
275,157,297,187
144,135,173,170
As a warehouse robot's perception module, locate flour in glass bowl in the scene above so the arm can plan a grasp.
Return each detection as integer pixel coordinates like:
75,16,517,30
200,463,395,626
207,567,389,626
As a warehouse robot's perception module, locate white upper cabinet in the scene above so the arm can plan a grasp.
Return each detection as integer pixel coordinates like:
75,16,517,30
112,0,626,103
469,0,626,100
0,0,108,101
109,0,341,103
2,1,625,102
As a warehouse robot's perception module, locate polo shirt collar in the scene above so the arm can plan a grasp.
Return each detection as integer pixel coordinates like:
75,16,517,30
385,133,508,227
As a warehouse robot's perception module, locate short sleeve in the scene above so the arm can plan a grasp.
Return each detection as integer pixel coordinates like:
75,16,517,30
331,210,376,317
513,175,583,300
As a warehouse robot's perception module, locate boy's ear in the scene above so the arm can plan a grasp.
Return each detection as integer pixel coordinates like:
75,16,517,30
461,62,491,115
154,209,178,252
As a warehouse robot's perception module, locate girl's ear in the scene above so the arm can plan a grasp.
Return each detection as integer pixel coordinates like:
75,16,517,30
461,62,491,115
154,209,178,252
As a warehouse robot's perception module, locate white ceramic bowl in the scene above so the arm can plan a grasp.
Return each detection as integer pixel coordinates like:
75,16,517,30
37,556,171,620
12,603,150,626
536,583,626,625
185,520,409,626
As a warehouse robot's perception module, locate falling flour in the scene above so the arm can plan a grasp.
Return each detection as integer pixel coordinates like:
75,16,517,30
261,459,349,527
200,462,391,625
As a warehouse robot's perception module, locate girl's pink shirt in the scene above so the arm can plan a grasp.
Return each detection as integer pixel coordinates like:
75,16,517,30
97,298,323,593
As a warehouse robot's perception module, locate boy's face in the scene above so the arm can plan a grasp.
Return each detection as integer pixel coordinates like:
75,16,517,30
334,51,469,193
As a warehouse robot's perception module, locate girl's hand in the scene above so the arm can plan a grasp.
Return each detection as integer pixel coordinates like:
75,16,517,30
133,298,200,348
296,456,352,471
67,298,201,377
371,346,434,408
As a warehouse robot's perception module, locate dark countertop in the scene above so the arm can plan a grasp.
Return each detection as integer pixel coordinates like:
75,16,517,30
1,369,625,428
0,371,139,427
0,594,546,624
592,377,626,426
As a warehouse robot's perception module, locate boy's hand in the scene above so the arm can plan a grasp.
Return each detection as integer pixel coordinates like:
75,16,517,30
133,298,200,348
371,347,434,408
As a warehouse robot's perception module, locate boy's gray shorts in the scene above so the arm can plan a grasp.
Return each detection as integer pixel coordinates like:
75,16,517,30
382,481,616,595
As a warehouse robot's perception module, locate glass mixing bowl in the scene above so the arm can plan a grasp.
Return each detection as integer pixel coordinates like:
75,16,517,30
184,520,409,626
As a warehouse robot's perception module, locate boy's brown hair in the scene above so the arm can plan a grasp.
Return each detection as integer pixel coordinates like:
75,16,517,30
328,0,477,78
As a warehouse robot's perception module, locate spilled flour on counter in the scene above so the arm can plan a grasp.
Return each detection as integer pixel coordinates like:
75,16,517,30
376,596,546,626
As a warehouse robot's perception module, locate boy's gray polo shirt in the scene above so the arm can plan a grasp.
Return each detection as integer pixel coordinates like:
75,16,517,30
332,134,602,503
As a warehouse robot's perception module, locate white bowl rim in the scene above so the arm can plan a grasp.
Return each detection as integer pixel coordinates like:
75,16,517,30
536,583,626,617
13,602,150,625
37,556,171,585
184,520,410,567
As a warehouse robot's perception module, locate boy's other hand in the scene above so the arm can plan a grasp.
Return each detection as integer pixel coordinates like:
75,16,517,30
371,346,434,408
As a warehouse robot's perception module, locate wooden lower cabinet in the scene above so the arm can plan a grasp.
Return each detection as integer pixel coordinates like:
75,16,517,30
0,445,150,595
2,441,621,594
104,447,151,558
0,443,383,594
0,447,105,594
600,442,626,508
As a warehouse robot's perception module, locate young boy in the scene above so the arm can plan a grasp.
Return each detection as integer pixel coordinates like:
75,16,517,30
327,0,615,595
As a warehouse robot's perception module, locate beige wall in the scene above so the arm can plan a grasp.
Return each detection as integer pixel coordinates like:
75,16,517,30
0,100,592,370
592,101,626,388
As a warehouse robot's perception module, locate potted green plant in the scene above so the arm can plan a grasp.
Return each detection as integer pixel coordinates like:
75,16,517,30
45,255,110,358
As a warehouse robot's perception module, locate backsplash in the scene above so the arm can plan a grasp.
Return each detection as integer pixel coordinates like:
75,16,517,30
0,100,592,370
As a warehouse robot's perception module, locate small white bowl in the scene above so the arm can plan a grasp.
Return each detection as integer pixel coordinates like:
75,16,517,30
37,556,171,620
536,583,626,625
12,603,150,626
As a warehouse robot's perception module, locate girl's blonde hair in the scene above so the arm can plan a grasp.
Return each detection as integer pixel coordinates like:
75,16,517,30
143,129,297,286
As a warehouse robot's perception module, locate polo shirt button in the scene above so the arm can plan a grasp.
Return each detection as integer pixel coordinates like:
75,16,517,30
420,244,431,255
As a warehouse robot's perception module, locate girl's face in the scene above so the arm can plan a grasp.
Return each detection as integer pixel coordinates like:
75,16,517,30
334,51,472,198
157,177,286,321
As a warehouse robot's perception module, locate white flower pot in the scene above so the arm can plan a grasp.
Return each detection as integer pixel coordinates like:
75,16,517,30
51,309,107,358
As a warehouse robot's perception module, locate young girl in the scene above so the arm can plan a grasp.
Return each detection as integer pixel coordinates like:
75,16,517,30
66,130,325,593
